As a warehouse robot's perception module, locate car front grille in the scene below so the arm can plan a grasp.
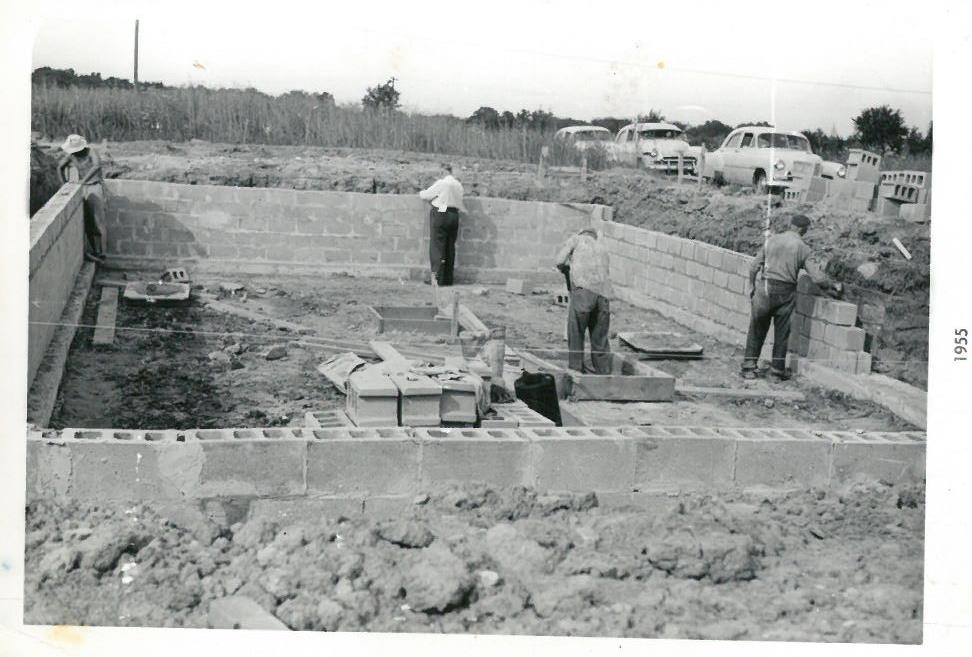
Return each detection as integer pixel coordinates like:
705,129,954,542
792,161,814,178
660,156,697,167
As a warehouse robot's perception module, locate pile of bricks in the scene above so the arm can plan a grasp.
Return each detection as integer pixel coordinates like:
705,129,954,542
789,277,870,374
26,424,927,505
876,171,931,222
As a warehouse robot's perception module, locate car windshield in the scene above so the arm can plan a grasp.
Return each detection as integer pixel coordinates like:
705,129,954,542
638,129,682,140
756,133,811,151
573,131,612,142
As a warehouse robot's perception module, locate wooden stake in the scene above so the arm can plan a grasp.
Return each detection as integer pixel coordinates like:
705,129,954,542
133,19,140,91
451,293,459,337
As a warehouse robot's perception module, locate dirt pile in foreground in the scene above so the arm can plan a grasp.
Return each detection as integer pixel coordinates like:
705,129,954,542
25,481,924,642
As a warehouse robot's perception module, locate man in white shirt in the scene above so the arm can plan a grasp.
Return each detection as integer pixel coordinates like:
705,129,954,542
418,163,466,286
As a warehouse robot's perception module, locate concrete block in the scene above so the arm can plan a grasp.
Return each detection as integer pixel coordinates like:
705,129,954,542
856,351,873,375
900,203,930,223
831,442,924,486
388,373,442,427
808,318,827,341
824,324,867,351
874,196,903,218
851,181,877,200
346,370,399,427
417,427,531,487
439,373,480,424
527,427,636,493
307,436,420,495
817,299,858,326
734,438,831,488
500,402,555,427
305,409,355,429
633,435,735,490
505,279,531,295
188,435,306,498
247,497,365,525
846,149,881,183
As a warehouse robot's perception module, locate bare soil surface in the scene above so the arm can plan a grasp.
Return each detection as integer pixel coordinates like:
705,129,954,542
24,481,924,642
37,139,925,388
49,273,914,432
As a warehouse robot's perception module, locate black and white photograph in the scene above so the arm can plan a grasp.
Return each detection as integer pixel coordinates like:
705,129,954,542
3,0,971,654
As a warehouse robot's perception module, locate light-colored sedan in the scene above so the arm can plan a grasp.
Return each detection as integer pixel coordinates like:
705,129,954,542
611,122,702,173
702,126,823,193
553,125,615,152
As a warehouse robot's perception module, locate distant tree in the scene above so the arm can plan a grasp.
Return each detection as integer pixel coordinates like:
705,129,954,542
500,111,516,129
734,120,773,129
362,77,400,110
467,106,501,129
852,105,908,153
637,109,666,122
802,128,847,159
684,119,733,149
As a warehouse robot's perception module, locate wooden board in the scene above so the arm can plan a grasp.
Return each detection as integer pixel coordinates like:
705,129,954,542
618,331,704,359
675,385,805,402
92,286,118,346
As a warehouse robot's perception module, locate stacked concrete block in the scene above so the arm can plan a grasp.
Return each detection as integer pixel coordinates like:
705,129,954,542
387,373,442,427
346,369,400,428
103,180,603,285
899,202,931,223
439,372,481,424
26,426,926,505
790,293,869,374
804,176,829,204
846,149,882,183
501,399,556,427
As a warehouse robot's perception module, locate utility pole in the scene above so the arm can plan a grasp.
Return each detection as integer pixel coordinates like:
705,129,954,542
133,19,139,91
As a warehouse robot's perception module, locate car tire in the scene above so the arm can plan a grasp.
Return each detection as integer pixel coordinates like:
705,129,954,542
713,170,726,186
753,170,769,196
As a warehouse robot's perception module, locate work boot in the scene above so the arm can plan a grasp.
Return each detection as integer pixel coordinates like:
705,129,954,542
740,368,759,380
769,368,791,382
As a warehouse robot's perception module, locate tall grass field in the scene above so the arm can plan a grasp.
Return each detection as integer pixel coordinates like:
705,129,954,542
31,85,606,166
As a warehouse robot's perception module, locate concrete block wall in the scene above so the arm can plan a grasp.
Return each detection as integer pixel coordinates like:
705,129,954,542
29,184,85,389
103,180,605,284
594,219,872,373
25,425,926,507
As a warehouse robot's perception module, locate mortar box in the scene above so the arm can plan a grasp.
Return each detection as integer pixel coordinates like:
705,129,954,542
370,306,454,335
347,370,400,427
388,373,442,427
439,372,480,423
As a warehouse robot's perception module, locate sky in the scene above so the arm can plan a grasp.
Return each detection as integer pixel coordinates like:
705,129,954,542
30,0,934,138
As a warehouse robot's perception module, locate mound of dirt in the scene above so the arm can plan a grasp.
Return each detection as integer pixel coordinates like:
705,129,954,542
25,481,925,642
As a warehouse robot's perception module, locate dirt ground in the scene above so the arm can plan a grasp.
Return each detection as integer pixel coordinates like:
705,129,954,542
23,480,925,642
49,273,914,432
31,139,930,387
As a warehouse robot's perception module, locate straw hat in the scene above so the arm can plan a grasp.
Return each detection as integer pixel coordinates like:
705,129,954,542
60,134,88,154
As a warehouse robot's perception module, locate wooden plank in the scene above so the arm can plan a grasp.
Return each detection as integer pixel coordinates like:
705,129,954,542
92,286,119,345
369,340,409,364
675,385,805,402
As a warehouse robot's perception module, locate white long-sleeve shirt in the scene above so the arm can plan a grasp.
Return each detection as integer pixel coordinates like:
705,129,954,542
418,174,466,212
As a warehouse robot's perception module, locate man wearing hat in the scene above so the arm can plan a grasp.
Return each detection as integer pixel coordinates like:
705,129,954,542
555,228,613,374
741,213,842,380
57,134,107,263
418,163,466,286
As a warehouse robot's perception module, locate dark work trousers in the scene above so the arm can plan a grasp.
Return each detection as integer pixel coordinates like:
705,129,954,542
567,287,612,374
82,185,107,261
742,279,796,373
429,207,460,286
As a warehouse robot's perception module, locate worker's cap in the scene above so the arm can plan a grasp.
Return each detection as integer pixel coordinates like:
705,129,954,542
790,214,812,229
60,134,88,154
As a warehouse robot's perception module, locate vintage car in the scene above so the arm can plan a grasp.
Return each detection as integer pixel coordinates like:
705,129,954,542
611,122,702,173
553,125,614,152
701,126,824,193
820,160,847,180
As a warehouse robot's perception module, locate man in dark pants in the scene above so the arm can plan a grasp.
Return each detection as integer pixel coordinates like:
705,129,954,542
419,163,466,286
555,229,613,374
742,214,842,380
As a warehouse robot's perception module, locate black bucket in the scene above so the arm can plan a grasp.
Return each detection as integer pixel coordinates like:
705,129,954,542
514,372,563,427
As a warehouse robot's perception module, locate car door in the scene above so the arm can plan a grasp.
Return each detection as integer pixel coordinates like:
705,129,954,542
732,131,758,184
720,132,745,183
